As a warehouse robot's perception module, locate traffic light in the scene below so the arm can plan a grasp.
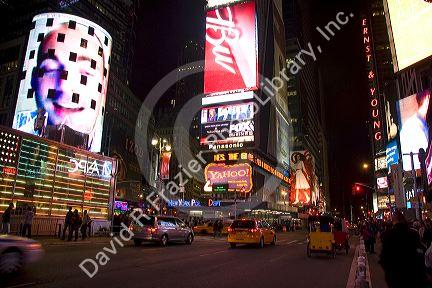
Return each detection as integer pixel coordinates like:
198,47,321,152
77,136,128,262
352,184,362,195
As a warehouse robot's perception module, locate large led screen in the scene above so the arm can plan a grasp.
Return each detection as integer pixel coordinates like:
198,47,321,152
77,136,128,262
398,90,431,173
204,1,258,95
13,13,112,153
386,0,432,71
200,102,254,149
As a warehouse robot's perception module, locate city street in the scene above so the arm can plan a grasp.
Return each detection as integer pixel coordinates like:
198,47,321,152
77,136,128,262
3,232,356,288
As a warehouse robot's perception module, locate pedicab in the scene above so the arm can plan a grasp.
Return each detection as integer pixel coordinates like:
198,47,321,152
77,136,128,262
306,215,336,258
333,219,350,255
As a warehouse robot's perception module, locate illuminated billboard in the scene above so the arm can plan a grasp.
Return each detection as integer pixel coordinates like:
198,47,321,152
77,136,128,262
289,151,316,205
0,127,115,218
13,13,112,153
377,176,389,189
204,163,252,193
204,1,258,95
398,90,430,171
385,0,432,71
200,103,254,149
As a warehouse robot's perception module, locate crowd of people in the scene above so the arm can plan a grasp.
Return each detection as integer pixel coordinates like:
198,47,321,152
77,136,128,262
61,207,93,241
360,211,432,288
1,203,35,238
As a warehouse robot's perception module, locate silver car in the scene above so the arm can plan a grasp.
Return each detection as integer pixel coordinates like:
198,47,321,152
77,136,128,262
0,235,44,274
130,216,194,247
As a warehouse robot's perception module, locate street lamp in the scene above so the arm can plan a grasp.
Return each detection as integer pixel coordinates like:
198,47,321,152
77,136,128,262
362,163,369,170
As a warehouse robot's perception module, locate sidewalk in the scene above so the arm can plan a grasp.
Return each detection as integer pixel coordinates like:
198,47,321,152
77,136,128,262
367,240,387,288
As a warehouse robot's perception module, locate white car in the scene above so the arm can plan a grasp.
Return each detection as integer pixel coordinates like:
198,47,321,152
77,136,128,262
0,235,44,274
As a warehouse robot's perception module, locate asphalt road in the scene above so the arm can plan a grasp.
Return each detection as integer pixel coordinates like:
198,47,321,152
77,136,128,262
2,232,356,288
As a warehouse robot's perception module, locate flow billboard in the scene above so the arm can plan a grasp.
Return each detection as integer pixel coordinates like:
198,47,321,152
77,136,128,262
385,0,432,71
204,1,258,95
12,13,112,153
398,90,430,172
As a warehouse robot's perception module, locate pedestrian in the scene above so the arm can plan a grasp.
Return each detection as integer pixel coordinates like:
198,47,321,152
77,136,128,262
213,221,219,238
218,220,224,236
423,220,432,248
68,209,82,241
21,206,35,238
81,210,92,240
1,203,14,234
62,206,73,240
380,210,427,288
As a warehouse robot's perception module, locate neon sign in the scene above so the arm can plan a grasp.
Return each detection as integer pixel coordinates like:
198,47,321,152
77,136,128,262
68,158,112,178
362,18,384,152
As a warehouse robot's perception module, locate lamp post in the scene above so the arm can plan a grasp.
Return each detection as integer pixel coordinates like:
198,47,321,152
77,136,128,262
151,136,171,215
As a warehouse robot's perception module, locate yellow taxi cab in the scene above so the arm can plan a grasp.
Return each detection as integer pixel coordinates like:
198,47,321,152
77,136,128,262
193,222,232,235
193,222,214,234
227,219,276,248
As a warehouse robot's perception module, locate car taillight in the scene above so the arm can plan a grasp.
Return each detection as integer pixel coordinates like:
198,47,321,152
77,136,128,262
250,228,258,233
228,227,233,232
150,227,158,233
129,225,133,231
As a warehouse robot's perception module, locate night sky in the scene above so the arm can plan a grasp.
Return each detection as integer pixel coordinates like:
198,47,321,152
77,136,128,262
131,0,372,214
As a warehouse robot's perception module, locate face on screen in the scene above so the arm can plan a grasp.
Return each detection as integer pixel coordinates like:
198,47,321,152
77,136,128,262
32,24,105,134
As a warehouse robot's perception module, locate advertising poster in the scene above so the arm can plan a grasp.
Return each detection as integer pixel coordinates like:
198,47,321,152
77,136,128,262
204,1,258,95
160,152,172,180
204,163,252,193
289,151,315,205
398,90,430,172
12,13,112,152
385,0,432,71
200,102,254,149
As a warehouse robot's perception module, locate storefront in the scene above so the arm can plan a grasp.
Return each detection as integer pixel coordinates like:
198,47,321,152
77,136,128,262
0,126,116,220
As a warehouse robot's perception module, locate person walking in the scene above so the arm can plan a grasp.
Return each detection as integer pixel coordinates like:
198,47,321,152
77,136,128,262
380,210,427,288
21,207,35,238
68,209,82,241
1,203,14,234
62,206,73,240
213,221,219,238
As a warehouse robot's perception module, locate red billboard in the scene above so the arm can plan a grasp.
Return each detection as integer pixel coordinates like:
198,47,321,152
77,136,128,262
204,163,253,193
204,1,258,95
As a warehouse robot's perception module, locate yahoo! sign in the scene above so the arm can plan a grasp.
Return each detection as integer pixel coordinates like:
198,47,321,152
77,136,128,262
204,163,253,193
362,18,384,152
204,1,258,95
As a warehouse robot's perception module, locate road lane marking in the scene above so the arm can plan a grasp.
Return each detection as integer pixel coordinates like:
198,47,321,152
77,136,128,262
285,240,298,245
5,283,36,288
199,250,228,257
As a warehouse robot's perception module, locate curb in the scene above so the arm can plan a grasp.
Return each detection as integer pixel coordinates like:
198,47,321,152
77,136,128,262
346,238,372,288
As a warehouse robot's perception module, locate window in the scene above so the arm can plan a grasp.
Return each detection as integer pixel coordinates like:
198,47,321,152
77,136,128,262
69,52,77,62
27,89,34,99
88,27,95,36
80,38,88,48
68,20,76,29
91,59,96,69
47,89,56,99
37,33,44,42
29,50,35,60
57,33,65,42
60,70,68,80
104,36,109,46
103,68,107,77
72,93,79,103
98,47,103,56
48,49,55,58
98,83,102,92
90,99,96,110
46,18,53,27
80,75,87,85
